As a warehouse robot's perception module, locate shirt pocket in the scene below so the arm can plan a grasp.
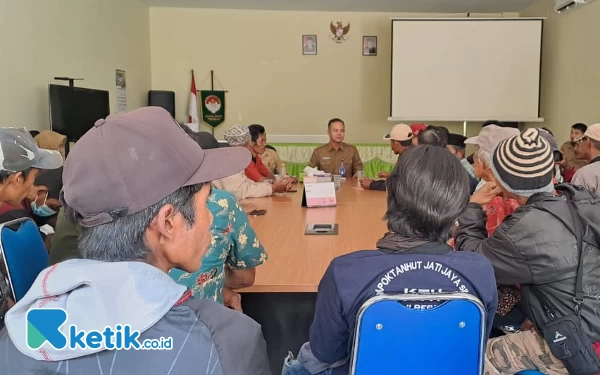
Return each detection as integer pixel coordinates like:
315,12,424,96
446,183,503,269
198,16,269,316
320,157,333,166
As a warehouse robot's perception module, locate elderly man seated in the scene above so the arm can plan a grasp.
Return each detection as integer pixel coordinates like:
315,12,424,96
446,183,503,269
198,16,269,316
0,108,271,374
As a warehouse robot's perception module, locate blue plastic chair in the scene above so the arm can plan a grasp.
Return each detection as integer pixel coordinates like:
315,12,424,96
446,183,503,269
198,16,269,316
0,218,49,302
350,293,486,375
516,371,546,375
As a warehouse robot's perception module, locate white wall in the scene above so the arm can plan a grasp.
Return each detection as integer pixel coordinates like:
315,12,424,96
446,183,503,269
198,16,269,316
150,8,514,142
522,0,600,143
0,0,152,131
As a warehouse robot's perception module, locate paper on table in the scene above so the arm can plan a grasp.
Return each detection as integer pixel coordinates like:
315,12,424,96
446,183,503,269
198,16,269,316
304,182,337,207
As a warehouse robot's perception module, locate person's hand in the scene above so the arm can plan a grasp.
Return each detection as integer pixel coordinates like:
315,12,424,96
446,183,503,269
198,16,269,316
360,178,372,190
45,198,62,210
520,319,535,332
470,181,502,205
272,177,292,193
222,287,242,312
377,171,390,179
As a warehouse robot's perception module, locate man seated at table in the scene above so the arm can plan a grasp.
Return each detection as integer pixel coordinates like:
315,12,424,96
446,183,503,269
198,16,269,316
360,123,413,191
447,133,476,179
0,128,63,223
255,125,284,175
456,128,600,375
572,123,600,193
560,123,588,182
308,118,363,178
169,130,268,311
214,125,292,199
230,124,275,182
283,145,498,375
0,107,271,374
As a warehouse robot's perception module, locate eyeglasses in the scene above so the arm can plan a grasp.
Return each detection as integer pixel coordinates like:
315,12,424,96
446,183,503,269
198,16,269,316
572,136,588,147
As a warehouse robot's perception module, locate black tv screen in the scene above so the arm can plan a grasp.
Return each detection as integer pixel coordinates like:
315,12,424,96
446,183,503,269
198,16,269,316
49,84,110,141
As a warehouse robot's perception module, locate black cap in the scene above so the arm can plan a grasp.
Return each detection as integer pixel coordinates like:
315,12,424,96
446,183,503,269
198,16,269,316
447,133,467,148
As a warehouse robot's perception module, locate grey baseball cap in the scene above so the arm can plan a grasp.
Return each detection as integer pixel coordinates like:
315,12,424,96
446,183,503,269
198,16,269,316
62,107,251,227
0,128,63,173
465,125,520,154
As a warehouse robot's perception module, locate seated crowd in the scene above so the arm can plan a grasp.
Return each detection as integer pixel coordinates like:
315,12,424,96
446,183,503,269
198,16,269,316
0,107,599,375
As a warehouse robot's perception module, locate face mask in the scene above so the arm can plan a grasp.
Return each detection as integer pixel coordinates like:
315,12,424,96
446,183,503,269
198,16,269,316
31,193,57,217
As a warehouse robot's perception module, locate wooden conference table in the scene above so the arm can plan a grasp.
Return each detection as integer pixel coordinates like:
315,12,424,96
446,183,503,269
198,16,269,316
242,179,388,293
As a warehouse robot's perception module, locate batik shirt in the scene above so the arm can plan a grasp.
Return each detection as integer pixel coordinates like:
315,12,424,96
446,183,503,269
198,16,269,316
169,189,267,303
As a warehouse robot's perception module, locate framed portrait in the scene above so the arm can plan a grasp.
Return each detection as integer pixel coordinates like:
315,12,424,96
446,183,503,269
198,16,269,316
303,35,317,55
363,36,377,56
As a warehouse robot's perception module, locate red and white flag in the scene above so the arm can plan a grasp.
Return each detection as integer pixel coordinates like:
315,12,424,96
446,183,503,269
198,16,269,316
188,71,198,124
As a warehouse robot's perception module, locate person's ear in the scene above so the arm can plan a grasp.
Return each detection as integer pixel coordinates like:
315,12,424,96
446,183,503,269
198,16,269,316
8,172,24,185
152,204,178,244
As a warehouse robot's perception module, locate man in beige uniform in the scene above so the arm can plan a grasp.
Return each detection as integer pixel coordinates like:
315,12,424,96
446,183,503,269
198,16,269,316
572,123,600,193
308,118,363,178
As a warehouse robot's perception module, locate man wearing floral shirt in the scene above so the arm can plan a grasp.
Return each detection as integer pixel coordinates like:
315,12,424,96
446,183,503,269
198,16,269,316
169,131,267,310
169,188,267,308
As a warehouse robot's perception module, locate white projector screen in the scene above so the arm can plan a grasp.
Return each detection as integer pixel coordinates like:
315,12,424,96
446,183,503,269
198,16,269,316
390,18,543,122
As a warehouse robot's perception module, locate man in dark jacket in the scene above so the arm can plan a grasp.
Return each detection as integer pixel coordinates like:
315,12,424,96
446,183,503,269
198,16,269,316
456,128,600,375
0,108,271,375
360,124,413,191
284,145,498,375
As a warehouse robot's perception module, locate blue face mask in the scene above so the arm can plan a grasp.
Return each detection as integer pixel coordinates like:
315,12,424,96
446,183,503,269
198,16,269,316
31,193,57,217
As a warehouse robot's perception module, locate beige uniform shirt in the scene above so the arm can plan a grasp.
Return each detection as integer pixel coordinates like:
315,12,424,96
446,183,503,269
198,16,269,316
308,142,363,178
212,172,273,200
260,148,283,175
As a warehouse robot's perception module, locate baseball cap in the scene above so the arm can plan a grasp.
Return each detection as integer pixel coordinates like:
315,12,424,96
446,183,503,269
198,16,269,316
383,124,413,141
62,107,251,227
410,123,426,136
575,123,600,142
0,128,63,173
465,125,520,154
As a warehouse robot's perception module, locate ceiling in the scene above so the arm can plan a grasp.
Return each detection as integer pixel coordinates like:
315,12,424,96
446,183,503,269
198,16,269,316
141,0,537,13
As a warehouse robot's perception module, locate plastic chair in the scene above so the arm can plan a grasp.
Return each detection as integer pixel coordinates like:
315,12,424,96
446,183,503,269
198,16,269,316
0,218,49,302
516,371,546,375
350,293,486,375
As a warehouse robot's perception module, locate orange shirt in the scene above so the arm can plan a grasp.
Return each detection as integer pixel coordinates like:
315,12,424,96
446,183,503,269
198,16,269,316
244,157,271,182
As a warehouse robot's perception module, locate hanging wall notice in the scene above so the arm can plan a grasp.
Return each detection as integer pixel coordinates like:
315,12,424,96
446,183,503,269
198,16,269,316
116,69,127,112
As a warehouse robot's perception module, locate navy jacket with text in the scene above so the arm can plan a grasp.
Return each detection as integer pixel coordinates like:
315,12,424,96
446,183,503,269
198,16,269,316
308,242,498,375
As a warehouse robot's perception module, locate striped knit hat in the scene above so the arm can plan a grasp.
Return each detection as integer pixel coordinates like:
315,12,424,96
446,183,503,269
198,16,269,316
490,128,555,197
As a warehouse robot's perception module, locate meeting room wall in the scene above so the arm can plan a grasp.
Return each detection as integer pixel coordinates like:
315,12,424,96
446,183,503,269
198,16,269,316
0,0,152,131
150,8,516,143
522,0,600,144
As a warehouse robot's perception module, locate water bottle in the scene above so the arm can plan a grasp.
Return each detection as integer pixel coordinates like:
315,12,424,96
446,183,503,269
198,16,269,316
279,163,287,177
339,160,346,177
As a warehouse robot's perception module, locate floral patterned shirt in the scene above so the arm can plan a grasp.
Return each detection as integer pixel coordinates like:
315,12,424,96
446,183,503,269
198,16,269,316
169,189,267,304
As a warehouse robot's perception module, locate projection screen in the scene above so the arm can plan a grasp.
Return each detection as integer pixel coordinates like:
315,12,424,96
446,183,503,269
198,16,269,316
389,18,544,122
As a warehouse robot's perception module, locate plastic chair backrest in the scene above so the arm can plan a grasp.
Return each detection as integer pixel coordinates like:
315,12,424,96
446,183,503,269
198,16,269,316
350,293,486,375
0,218,49,301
